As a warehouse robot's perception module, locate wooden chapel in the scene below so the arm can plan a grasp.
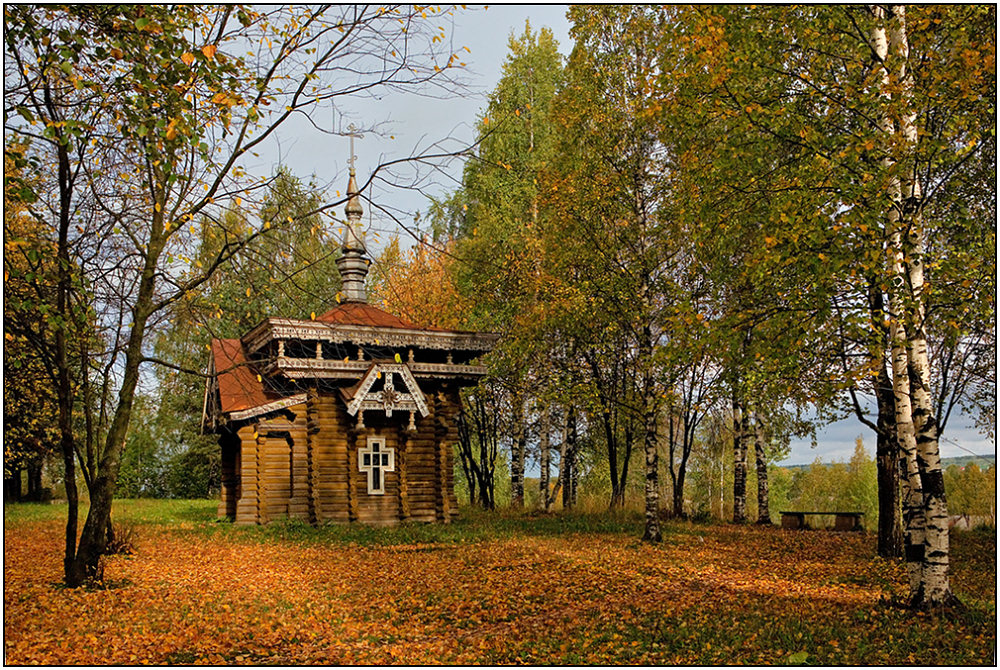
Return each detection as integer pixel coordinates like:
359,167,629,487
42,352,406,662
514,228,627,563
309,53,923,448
202,166,497,525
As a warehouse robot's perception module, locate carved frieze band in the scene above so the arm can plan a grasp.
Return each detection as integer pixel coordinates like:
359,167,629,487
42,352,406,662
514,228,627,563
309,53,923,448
242,318,498,356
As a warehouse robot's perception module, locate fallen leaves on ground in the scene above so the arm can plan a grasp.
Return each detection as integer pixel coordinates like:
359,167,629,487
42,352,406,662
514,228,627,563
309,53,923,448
3,508,995,665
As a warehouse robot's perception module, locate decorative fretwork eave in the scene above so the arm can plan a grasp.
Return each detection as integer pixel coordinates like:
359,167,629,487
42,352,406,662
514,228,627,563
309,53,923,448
242,317,499,358
264,357,488,383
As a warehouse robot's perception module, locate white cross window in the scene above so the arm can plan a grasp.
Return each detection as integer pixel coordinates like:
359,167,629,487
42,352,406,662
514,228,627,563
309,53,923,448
358,436,394,495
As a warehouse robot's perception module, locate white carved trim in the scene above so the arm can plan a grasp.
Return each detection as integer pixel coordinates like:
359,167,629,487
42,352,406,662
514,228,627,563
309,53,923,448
345,363,429,418
229,393,308,421
242,317,498,357
270,357,488,380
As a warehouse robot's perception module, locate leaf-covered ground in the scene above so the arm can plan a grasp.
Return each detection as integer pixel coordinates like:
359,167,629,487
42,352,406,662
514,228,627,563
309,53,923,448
4,501,995,665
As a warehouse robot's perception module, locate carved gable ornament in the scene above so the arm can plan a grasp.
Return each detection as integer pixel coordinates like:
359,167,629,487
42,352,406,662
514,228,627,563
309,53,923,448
345,362,429,419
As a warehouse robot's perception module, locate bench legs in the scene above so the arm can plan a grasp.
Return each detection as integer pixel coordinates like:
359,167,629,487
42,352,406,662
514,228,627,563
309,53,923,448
781,513,805,530
781,513,862,531
834,514,862,532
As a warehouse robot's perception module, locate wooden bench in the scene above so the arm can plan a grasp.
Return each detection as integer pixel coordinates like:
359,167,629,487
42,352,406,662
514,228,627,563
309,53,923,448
780,511,864,532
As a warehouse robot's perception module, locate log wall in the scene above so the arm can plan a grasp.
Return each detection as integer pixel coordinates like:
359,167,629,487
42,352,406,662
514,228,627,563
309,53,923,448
222,387,464,525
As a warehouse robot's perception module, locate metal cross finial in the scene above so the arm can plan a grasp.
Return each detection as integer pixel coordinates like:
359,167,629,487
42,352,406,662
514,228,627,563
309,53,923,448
347,123,363,173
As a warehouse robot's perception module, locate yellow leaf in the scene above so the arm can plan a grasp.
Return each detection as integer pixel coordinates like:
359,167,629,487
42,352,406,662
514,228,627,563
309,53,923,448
181,52,195,66
202,44,217,59
310,312,316,320
246,287,252,297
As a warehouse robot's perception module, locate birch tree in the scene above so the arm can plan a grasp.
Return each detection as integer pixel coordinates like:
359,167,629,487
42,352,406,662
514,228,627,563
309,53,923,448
666,4,992,606
547,5,684,541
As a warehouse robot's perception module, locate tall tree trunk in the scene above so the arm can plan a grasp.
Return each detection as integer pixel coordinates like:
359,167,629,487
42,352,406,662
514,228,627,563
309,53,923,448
890,4,955,608
874,365,903,557
51,120,82,586
641,365,661,543
562,406,577,510
619,423,633,509
70,195,166,581
552,410,568,508
6,466,22,502
26,461,43,500
605,410,623,508
753,410,770,525
871,6,926,602
511,396,525,509
868,273,904,558
732,392,747,524
539,407,550,511
456,408,479,505
672,465,686,518
666,404,678,517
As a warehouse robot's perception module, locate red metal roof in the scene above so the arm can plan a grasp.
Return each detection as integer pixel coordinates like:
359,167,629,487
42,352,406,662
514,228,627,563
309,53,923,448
211,338,278,413
316,301,436,330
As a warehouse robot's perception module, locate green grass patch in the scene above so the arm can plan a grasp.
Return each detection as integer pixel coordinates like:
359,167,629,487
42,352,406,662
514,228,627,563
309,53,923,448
3,498,218,527
192,506,650,547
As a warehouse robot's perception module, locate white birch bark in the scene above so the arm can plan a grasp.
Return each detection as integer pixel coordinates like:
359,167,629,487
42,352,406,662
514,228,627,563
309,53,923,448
511,395,525,509
539,406,551,512
869,6,925,600
752,409,770,525
889,5,954,606
731,394,747,524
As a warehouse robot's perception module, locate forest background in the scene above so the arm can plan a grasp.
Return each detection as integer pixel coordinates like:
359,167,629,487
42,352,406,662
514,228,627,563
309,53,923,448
3,4,995,601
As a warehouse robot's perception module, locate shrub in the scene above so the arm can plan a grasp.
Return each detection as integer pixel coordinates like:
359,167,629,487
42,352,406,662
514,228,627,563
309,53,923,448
104,520,138,556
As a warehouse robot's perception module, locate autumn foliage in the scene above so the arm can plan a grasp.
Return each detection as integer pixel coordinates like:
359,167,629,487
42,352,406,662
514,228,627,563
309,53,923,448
4,501,994,665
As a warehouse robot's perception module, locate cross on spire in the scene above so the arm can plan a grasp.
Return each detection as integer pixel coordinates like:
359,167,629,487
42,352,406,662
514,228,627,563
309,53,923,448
338,123,368,302
346,123,363,174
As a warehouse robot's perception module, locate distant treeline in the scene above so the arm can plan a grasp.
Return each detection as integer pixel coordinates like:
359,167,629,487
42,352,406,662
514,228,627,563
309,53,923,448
781,453,995,471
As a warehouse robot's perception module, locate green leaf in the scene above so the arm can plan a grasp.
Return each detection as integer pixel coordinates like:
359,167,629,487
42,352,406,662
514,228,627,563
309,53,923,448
15,105,35,125
785,651,809,665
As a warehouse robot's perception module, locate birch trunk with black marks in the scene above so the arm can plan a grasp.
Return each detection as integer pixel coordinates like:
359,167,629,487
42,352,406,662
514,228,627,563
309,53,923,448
539,407,551,511
752,409,770,525
731,392,748,524
562,406,578,510
511,396,525,509
872,5,956,607
640,335,661,543
889,4,955,607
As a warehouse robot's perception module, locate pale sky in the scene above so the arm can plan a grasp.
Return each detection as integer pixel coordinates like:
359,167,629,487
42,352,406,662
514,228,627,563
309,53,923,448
244,4,994,466
247,5,573,244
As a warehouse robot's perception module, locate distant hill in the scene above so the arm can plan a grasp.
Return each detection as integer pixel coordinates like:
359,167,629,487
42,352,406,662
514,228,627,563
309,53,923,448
940,454,996,470
779,453,995,471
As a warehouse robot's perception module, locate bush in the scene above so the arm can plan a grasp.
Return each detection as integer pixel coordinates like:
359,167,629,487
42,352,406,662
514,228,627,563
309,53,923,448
104,520,138,555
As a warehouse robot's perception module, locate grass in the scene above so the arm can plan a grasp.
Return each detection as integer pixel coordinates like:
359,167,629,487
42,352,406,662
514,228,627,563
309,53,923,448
4,498,219,526
4,498,995,665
